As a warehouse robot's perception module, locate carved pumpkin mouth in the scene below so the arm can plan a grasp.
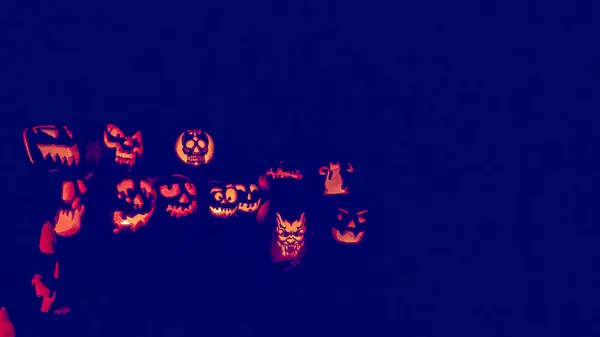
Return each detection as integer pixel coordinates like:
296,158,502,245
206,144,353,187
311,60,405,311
238,198,261,213
277,240,304,257
166,200,197,218
112,209,154,233
186,155,205,166
208,205,238,218
54,203,85,236
331,228,364,244
115,151,135,165
37,144,80,167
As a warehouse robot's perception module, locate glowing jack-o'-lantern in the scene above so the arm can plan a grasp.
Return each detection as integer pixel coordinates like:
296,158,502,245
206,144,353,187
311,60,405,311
319,162,354,195
0,307,15,337
31,261,60,313
51,173,92,237
23,125,80,171
175,129,215,166
158,174,198,218
234,183,262,213
271,212,307,261
208,183,238,218
103,124,143,167
265,161,303,180
112,177,156,233
332,208,368,244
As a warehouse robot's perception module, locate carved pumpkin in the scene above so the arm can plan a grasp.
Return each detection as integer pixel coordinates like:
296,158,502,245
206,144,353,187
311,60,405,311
52,173,92,237
332,208,368,244
271,212,307,262
319,162,354,195
265,161,303,181
0,307,15,337
23,125,80,171
158,174,198,218
112,177,157,233
103,124,143,167
208,183,238,218
31,261,59,313
175,129,215,166
234,183,262,213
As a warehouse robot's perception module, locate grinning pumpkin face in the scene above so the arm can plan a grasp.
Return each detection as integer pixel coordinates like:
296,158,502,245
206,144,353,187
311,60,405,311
234,183,261,213
208,184,238,218
112,177,156,233
318,162,354,195
23,125,80,171
158,174,198,218
271,212,307,261
332,208,368,244
103,124,143,167
175,129,215,166
53,173,92,237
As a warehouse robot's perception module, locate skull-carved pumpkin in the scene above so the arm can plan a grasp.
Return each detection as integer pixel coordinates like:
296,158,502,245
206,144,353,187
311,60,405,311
112,177,156,233
103,124,143,167
175,129,215,166
23,125,80,171
158,174,198,218
52,173,92,237
234,183,262,213
271,212,307,262
318,162,354,195
332,208,368,244
208,183,238,218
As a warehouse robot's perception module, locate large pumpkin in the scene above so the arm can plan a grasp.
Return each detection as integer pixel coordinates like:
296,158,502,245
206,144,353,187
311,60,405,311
52,173,92,237
234,183,262,213
112,177,157,233
23,125,80,171
318,161,354,195
158,174,198,218
174,129,215,166
103,124,143,167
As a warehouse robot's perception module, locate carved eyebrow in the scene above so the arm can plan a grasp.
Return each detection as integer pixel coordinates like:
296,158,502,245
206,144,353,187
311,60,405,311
337,208,349,214
356,210,368,215
210,187,222,193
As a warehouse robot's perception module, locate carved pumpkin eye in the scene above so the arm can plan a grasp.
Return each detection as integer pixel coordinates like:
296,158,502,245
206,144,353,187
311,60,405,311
197,140,206,148
77,180,87,195
213,191,224,202
62,181,75,201
357,216,366,223
108,124,124,138
160,184,180,198
185,140,195,148
225,188,237,203
337,208,348,221
184,183,196,196
41,128,59,138
249,184,259,193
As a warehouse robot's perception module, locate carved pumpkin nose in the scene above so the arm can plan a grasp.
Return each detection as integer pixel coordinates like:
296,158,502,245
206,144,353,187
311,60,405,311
72,197,81,210
123,138,133,146
179,194,189,203
347,220,356,228
133,195,143,209
193,147,201,153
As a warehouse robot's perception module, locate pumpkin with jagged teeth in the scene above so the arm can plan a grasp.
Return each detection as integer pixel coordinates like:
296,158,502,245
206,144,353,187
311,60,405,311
23,125,81,172
234,183,262,213
103,124,143,168
111,177,156,233
158,174,198,218
332,207,368,245
208,183,238,218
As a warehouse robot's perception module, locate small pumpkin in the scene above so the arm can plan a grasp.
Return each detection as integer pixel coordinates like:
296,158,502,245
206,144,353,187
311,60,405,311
234,183,262,213
103,124,143,167
208,183,238,218
318,161,354,195
23,125,80,171
175,129,215,166
271,212,307,262
112,177,157,233
332,207,368,245
265,161,303,181
158,174,198,218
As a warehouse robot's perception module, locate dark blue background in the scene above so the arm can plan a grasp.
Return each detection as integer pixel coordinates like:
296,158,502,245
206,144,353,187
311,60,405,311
1,1,598,336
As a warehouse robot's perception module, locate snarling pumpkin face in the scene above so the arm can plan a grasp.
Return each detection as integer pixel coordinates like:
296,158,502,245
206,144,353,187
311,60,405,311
272,212,306,260
332,208,368,244
234,183,261,213
112,178,156,233
23,125,80,171
208,184,238,218
103,124,143,167
53,173,92,237
175,129,215,166
319,162,354,195
158,174,198,218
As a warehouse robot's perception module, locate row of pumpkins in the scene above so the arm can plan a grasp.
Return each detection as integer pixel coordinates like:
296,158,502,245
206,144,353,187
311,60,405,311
16,124,368,324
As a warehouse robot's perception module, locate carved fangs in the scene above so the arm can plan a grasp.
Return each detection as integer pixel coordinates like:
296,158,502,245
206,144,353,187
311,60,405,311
166,201,197,218
38,145,80,166
209,205,238,218
277,241,303,257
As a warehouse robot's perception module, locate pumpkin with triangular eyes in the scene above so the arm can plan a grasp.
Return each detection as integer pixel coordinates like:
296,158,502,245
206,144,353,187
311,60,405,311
158,174,198,218
332,207,368,245
234,183,262,213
